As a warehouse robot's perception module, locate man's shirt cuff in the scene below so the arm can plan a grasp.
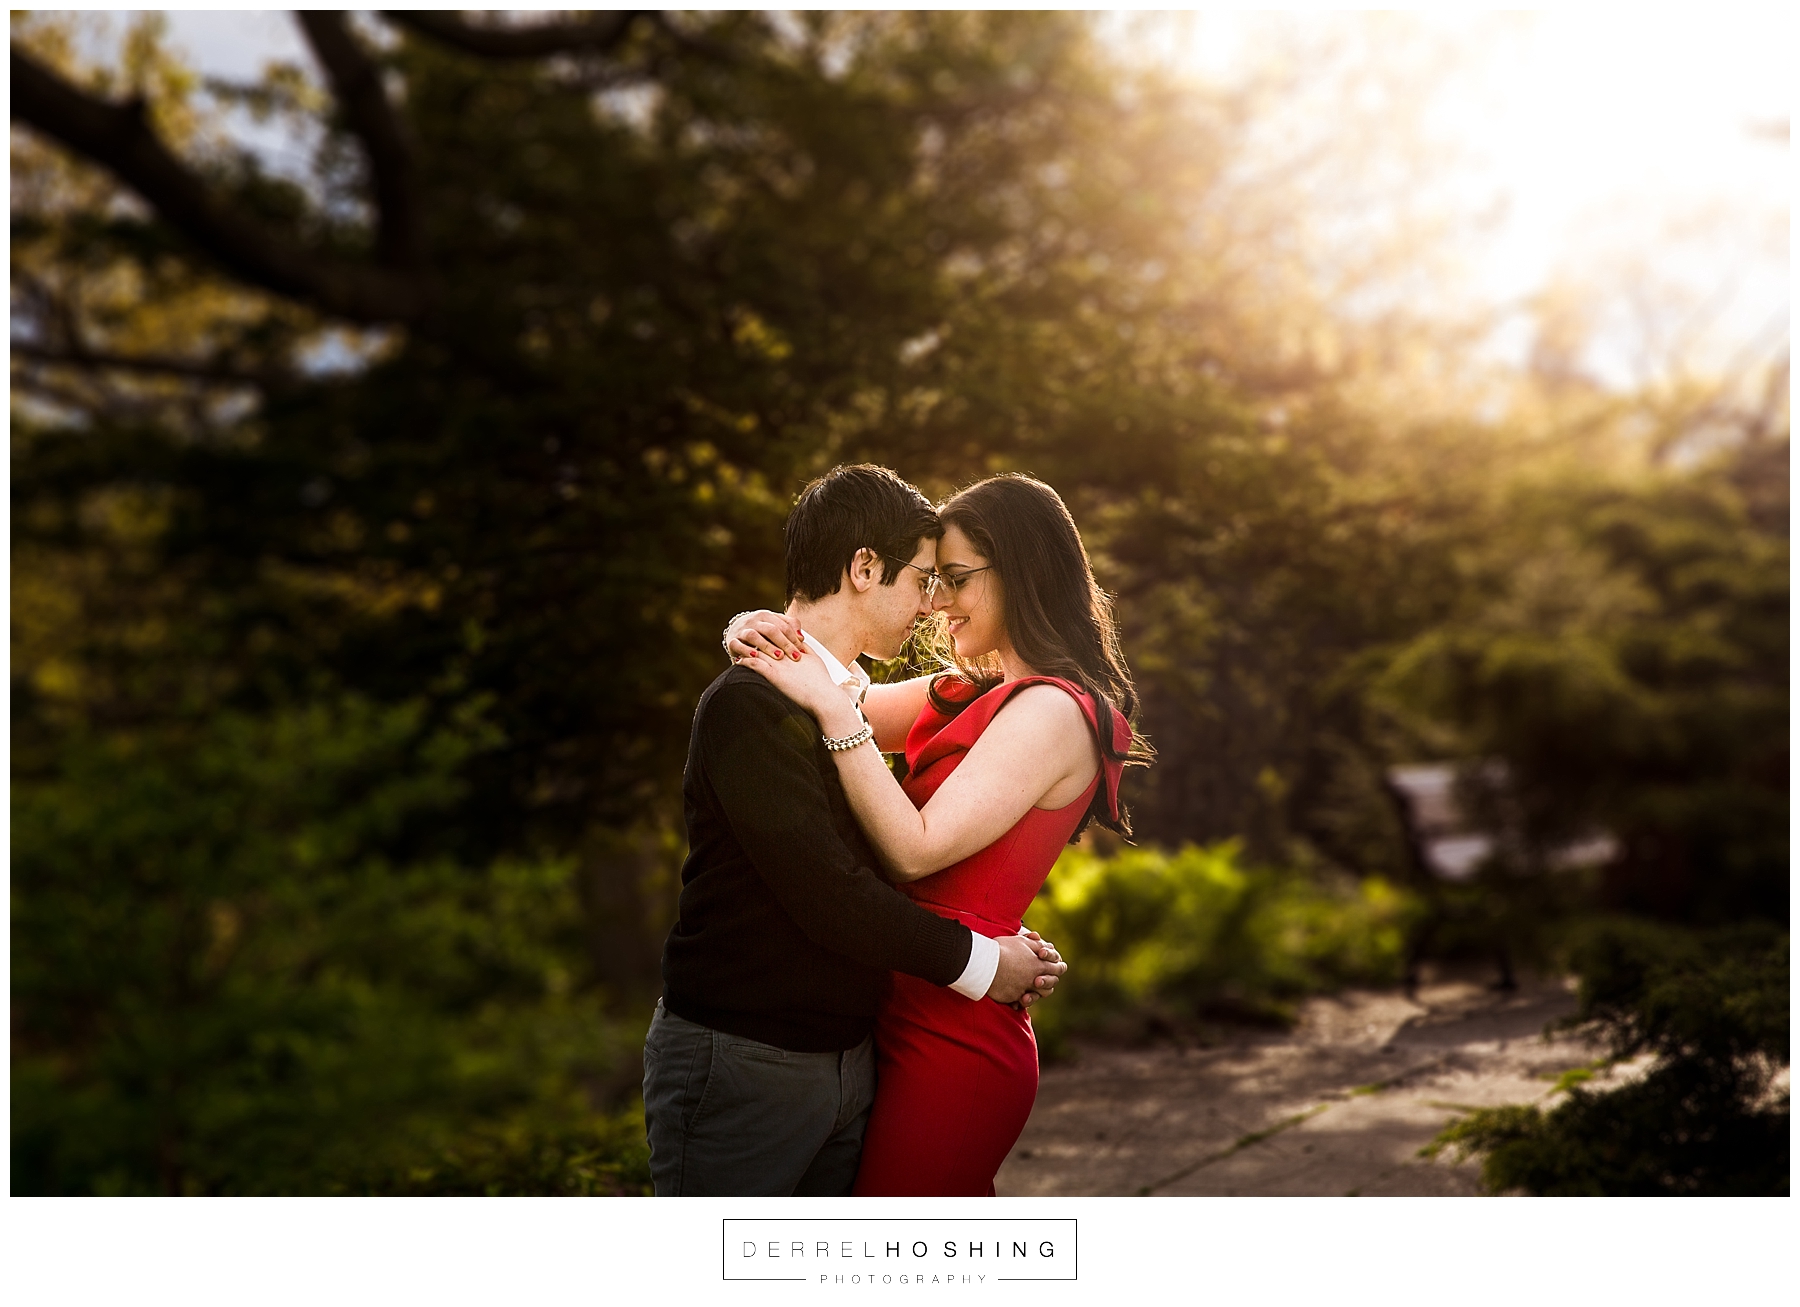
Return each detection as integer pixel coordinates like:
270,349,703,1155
948,931,1001,1000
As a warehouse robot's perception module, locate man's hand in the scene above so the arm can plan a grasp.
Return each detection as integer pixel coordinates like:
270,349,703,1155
988,932,1066,1005
1020,927,1060,963
1014,929,1063,1010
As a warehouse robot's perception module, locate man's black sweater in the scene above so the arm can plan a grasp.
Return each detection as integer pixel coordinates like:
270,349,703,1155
661,665,974,1051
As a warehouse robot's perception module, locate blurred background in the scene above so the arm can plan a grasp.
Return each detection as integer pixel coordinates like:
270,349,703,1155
11,11,1787,1195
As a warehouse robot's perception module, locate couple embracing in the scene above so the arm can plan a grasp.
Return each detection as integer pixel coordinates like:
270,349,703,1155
643,464,1149,1196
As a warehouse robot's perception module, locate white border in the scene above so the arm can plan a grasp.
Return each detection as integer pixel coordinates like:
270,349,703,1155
5,1197,1793,1304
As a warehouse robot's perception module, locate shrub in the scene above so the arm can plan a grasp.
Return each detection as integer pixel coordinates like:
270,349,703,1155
9,693,649,1194
377,1105,652,1196
1425,920,1788,1194
1023,841,1421,1054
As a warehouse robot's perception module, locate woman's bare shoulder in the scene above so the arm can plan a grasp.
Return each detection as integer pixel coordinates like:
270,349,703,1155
990,681,1090,737
976,683,1099,805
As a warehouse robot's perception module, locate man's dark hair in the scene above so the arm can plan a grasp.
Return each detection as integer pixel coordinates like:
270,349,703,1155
785,464,940,603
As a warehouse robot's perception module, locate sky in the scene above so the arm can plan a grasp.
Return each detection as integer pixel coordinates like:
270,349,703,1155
1114,9,1790,388
1424,8,1787,386
126,9,1793,390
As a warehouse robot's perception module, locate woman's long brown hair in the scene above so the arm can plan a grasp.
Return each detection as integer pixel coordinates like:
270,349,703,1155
919,473,1153,839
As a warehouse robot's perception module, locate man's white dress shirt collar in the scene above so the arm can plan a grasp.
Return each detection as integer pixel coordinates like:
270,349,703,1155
801,631,871,708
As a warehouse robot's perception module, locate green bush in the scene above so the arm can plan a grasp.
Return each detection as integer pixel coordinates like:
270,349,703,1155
378,1104,652,1196
10,692,650,1194
1022,841,1422,1054
1425,920,1788,1195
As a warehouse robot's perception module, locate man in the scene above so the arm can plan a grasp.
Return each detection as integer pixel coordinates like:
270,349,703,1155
643,464,1065,1196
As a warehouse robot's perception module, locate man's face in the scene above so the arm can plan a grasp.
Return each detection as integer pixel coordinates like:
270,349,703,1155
864,537,940,659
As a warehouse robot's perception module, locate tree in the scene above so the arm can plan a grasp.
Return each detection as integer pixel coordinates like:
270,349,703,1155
24,8,1424,1191
13,10,1473,999
1377,439,1788,925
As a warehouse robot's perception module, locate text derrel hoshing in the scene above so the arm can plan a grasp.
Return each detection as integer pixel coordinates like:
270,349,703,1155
723,1219,1076,1283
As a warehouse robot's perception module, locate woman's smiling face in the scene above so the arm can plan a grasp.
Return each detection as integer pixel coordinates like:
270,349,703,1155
936,524,1005,660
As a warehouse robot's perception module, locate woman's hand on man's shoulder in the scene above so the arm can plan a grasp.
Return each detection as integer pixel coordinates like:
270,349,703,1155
724,609,804,661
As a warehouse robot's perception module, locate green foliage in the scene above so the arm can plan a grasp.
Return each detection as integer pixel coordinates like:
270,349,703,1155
1380,447,1789,924
1023,842,1422,1052
1426,920,1789,1195
10,692,647,1194
1090,408,1498,861
380,1106,652,1197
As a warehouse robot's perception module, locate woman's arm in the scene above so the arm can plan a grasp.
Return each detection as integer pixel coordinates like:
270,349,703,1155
723,608,932,751
831,685,1098,879
743,652,1098,880
861,676,933,753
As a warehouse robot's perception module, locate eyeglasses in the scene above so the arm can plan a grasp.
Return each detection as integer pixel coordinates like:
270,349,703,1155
881,555,942,602
879,555,992,605
932,566,993,601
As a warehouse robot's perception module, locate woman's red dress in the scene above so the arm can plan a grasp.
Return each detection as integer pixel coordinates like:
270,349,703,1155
851,675,1128,1196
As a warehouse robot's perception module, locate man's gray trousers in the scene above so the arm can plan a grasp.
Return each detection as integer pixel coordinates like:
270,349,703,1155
641,999,876,1196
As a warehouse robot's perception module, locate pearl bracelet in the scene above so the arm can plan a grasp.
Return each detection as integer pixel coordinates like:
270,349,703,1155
821,718,875,753
721,611,756,659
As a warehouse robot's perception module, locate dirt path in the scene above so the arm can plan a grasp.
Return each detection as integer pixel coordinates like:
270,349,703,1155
999,971,1603,1196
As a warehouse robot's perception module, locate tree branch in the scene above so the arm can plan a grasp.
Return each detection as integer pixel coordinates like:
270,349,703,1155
382,11,646,60
9,367,169,424
10,44,430,325
295,12,422,270
11,338,292,389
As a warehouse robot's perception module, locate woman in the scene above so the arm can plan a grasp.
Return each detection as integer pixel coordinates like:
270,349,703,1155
725,473,1150,1195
